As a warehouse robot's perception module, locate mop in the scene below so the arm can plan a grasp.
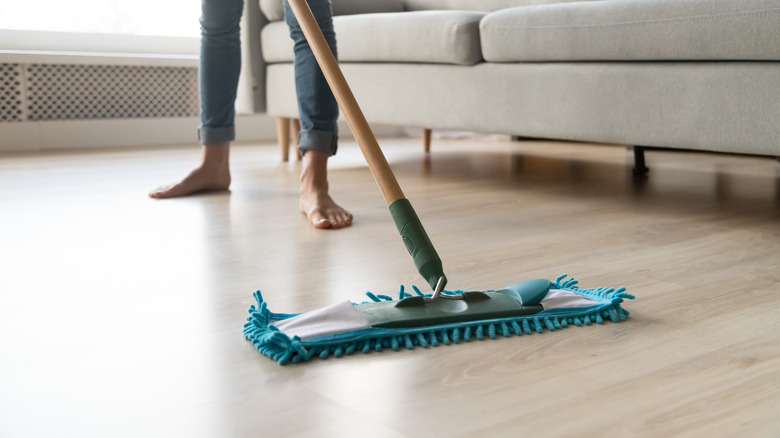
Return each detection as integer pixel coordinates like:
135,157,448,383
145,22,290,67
244,0,633,364
245,276,632,364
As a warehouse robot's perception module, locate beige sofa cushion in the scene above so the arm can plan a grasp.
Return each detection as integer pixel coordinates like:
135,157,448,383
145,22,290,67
403,0,602,12
259,0,404,22
481,0,780,62
262,10,486,65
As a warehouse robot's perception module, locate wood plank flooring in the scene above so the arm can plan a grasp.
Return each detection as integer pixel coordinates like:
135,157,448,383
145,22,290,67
0,138,778,437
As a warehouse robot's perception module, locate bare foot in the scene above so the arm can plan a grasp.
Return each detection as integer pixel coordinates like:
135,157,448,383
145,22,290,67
299,150,353,229
149,144,231,199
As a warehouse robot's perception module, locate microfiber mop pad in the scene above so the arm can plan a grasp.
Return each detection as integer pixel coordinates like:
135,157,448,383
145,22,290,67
243,275,634,365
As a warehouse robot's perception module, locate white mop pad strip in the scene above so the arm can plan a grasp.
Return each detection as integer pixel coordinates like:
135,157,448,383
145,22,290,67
271,300,371,341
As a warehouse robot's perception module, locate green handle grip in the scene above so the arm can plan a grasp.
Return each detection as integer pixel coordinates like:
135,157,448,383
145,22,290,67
388,198,447,292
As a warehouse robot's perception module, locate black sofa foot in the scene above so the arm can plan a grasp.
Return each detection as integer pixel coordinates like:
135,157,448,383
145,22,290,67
511,135,548,142
629,145,649,175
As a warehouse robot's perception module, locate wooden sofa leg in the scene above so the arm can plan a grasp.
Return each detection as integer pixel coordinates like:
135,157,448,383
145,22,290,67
292,118,302,160
423,128,432,154
277,117,291,162
630,145,649,175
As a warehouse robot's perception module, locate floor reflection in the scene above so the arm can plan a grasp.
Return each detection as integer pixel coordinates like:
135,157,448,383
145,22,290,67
388,140,779,220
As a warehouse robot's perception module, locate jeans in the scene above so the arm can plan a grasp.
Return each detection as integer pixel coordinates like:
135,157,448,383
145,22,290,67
198,0,339,156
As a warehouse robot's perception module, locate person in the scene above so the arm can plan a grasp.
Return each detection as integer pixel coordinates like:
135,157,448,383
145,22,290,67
149,0,353,230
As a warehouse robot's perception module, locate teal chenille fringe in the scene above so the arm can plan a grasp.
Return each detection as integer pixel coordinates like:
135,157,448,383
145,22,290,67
243,275,634,365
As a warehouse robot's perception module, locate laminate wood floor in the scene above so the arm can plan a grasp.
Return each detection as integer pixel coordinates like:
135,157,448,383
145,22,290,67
1,138,778,437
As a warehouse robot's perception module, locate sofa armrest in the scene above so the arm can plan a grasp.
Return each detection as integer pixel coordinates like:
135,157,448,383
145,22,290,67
237,0,269,114
244,0,405,114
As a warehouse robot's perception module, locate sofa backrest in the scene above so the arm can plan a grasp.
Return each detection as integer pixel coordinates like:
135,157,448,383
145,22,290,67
403,0,604,12
259,0,606,22
260,0,405,22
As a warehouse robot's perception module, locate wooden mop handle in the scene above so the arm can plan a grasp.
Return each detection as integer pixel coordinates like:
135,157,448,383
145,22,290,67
288,0,447,292
287,0,405,205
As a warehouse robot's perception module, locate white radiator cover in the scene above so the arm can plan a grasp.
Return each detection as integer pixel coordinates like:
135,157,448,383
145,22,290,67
1,63,24,122
0,53,401,151
1,62,198,122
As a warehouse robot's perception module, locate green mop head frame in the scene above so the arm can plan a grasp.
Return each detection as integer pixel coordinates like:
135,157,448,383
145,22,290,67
243,275,633,365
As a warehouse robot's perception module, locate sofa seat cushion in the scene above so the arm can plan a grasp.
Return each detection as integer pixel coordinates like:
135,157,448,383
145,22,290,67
481,0,780,61
262,10,486,65
260,0,404,22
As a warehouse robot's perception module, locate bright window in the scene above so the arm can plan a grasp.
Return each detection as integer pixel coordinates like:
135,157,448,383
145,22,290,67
0,0,201,38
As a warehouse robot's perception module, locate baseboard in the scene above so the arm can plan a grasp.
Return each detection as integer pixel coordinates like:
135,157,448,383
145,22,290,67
0,116,409,153
0,114,277,152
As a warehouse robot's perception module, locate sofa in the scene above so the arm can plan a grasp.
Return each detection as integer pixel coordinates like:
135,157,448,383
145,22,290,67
235,0,780,168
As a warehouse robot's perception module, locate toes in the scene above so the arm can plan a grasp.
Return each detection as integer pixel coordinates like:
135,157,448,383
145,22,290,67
149,186,179,199
300,197,352,229
313,219,333,229
309,211,333,229
340,213,353,227
148,167,230,200
329,212,353,229
148,185,172,199
307,209,353,229
149,180,191,199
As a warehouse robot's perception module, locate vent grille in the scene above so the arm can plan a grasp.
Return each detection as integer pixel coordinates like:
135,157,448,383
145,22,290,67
1,63,24,122
0,62,199,122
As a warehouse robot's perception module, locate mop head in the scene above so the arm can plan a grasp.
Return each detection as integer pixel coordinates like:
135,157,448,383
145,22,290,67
243,275,634,365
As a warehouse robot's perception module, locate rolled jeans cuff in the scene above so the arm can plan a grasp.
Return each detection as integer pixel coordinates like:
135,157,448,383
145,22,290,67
198,125,235,145
298,129,338,157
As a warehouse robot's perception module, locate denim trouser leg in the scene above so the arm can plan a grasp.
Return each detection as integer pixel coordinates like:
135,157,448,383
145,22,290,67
284,0,340,156
198,0,244,145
